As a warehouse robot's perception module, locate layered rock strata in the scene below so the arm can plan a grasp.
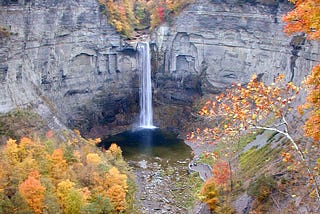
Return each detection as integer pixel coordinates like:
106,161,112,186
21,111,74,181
0,0,139,135
1,0,320,134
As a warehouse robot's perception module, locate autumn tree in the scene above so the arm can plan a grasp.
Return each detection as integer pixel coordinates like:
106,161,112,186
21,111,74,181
282,0,320,142
105,143,122,158
212,161,231,188
0,131,134,213
193,73,320,205
56,179,87,214
99,0,193,37
106,184,127,211
18,171,46,214
92,166,128,212
48,148,68,184
302,65,320,141
282,0,320,203
200,178,220,211
86,153,101,166
195,74,301,153
282,0,320,40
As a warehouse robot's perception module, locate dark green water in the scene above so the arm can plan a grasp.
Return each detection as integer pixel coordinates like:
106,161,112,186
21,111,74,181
100,128,192,161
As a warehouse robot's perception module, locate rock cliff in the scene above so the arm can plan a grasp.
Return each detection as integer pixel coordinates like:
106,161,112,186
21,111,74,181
0,0,320,135
151,0,319,95
0,0,139,135
150,0,320,130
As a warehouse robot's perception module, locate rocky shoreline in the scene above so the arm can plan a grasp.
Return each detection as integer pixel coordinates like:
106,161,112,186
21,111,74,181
130,139,213,213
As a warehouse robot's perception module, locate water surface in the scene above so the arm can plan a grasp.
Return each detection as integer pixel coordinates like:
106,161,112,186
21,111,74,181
100,128,191,161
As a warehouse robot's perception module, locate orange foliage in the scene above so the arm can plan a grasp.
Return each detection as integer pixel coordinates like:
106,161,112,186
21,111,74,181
0,135,132,213
281,152,292,163
283,0,320,142
99,0,193,37
212,161,231,186
192,74,299,145
94,167,128,211
18,171,46,214
91,166,128,210
302,65,320,141
282,0,320,41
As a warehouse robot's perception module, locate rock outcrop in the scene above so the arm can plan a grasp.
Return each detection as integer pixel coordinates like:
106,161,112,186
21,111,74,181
1,0,320,135
0,0,139,135
151,0,320,93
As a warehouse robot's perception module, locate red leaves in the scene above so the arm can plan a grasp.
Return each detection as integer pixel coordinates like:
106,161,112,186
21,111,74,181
212,161,231,186
157,7,166,22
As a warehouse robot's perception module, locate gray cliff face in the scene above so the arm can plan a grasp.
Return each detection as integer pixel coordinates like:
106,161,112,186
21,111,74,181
1,0,320,135
151,0,320,96
0,0,139,135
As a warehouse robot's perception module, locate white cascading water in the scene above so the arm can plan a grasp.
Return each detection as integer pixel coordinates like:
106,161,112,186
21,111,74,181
137,42,155,129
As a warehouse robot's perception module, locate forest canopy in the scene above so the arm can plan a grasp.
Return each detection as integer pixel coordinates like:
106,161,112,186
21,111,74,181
0,132,135,213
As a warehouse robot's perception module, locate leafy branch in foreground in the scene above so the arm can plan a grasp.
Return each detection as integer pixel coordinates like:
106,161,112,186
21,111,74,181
190,74,320,205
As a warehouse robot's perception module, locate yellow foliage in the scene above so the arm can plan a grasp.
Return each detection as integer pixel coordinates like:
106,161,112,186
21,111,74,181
48,149,68,183
56,179,86,213
200,178,220,211
105,167,128,191
0,135,131,213
88,138,101,145
86,153,101,166
56,179,75,203
73,129,81,137
106,143,122,158
106,184,127,211
5,138,19,164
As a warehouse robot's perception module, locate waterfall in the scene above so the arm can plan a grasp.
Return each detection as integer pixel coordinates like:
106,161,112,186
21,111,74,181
137,42,155,129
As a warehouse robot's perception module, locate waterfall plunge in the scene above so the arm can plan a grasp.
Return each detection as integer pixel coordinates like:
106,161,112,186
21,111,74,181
137,42,156,129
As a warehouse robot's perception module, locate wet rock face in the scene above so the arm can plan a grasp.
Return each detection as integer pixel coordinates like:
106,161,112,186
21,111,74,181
151,0,320,93
0,0,139,134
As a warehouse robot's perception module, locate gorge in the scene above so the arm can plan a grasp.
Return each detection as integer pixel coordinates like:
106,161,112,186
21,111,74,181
1,0,320,213
1,0,319,138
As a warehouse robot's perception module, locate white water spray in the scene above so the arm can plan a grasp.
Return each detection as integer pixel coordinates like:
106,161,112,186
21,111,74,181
137,42,156,129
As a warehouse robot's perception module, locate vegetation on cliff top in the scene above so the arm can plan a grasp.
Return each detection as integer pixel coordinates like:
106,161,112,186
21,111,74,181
98,0,193,38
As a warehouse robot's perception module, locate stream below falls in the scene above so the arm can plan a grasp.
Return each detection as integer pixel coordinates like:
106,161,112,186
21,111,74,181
100,128,201,213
